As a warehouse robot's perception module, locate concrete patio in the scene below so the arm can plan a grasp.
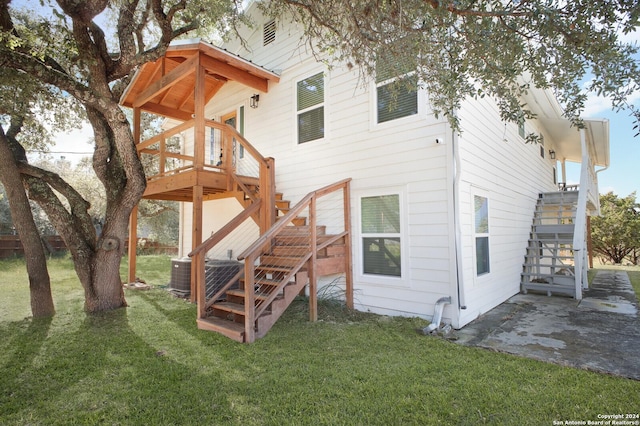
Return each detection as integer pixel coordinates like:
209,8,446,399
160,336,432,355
453,270,640,380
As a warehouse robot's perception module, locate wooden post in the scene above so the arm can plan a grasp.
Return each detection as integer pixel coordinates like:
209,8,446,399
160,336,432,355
190,185,203,303
343,181,354,309
190,55,206,303
309,197,318,322
244,254,256,343
259,157,276,234
127,205,138,284
195,253,206,319
159,136,166,176
193,57,205,171
223,128,234,190
128,107,142,284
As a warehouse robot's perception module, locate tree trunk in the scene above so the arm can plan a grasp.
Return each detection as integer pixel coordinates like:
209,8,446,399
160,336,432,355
0,126,55,318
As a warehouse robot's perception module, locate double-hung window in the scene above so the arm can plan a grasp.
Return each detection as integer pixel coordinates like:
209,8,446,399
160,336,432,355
375,52,418,124
474,195,490,276
297,72,325,144
361,194,402,277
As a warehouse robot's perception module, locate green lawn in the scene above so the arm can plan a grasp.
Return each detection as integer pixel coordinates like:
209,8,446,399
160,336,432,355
0,256,638,425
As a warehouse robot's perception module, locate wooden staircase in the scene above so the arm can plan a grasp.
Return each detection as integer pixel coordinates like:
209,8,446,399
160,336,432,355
521,191,579,297
190,179,352,343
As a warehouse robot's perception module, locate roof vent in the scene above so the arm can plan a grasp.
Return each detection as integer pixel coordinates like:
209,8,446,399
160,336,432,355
263,20,276,46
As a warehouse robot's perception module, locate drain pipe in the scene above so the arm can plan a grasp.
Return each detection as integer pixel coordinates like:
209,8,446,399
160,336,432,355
423,296,452,334
452,129,467,312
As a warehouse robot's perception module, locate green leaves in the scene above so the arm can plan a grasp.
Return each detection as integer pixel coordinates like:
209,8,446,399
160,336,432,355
268,0,640,133
592,192,640,264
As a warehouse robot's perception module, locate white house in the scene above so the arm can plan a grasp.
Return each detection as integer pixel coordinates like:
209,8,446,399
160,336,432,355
121,3,609,342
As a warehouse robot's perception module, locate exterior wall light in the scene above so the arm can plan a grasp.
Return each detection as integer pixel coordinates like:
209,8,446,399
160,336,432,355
549,149,556,159
250,94,260,108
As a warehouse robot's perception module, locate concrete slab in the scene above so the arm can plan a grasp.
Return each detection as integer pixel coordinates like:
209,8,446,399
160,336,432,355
453,270,640,380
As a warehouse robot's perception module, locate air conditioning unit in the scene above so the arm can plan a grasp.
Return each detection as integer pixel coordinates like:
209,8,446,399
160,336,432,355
205,259,242,300
169,258,191,295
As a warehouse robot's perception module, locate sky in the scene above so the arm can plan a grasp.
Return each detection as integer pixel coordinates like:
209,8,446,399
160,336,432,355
579,97,640,198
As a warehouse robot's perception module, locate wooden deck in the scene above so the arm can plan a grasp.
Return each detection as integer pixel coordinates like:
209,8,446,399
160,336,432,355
143,169,259,201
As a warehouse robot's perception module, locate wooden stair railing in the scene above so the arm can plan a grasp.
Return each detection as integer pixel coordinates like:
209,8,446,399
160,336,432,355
206,120,276,232
190,178,352,343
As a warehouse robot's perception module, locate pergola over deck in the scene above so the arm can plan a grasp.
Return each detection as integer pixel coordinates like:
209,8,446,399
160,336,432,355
120,39,281,284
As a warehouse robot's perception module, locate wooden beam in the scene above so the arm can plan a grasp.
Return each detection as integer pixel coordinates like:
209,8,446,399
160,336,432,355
133,54,198,108
139,103,193,122
200,55,269,93
198,42,280,83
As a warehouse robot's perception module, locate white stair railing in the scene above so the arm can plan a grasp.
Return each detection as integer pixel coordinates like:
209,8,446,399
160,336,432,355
572,128,597,299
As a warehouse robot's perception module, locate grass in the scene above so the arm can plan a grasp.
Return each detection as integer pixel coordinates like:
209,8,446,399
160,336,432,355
1,256,639,425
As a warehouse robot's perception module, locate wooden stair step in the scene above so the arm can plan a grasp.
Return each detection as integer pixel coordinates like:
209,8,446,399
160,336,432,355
226,288,274,301
524,254,574,260
521,282,576,297
533,224,575,234
275,234,342,246
276,216,307,226
275,200,290,209
530,237,574,243
261,255,308,268
277,225,327,236
212,301,246,315
522,264,575,271
197,317,245,343
256,264,302,275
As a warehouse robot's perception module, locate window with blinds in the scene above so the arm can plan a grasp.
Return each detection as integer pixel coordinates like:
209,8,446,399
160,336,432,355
297,72,325,144
375,52,417,124
361,194,401,277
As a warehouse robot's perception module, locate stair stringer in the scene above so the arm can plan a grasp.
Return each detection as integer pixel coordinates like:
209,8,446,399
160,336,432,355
255,270,308,339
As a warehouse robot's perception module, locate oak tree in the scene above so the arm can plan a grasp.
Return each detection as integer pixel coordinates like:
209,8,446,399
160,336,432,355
0,0,239,312
592,192,640,264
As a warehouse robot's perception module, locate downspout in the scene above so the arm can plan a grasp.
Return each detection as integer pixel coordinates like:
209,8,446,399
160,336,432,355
423,296,452,334
425,127,465,334
453,129,467,313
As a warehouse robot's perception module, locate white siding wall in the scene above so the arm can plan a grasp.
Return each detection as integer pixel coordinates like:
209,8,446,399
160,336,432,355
177,6,560,327
180,198,259,260
198,9,457,321
456,96,559,327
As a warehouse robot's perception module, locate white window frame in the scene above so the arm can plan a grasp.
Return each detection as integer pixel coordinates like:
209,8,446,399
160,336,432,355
295,71,326,145
473,192,491,278
374,73,419,125
356,187,408,286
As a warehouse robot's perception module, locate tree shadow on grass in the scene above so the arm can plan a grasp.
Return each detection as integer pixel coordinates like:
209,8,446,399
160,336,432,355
0,316,53,418
0,308,238,424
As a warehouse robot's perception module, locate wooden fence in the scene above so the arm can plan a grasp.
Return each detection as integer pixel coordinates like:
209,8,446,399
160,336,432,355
0,235,177,259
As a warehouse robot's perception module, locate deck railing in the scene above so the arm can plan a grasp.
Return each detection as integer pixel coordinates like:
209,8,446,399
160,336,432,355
136,119,275,229
137,119,266,181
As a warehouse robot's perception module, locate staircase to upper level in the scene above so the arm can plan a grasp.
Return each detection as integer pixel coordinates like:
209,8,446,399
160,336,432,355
190,179,353,343
521,191,579,297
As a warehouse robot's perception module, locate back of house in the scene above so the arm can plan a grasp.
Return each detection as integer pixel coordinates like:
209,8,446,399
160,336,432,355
165,3,609,335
